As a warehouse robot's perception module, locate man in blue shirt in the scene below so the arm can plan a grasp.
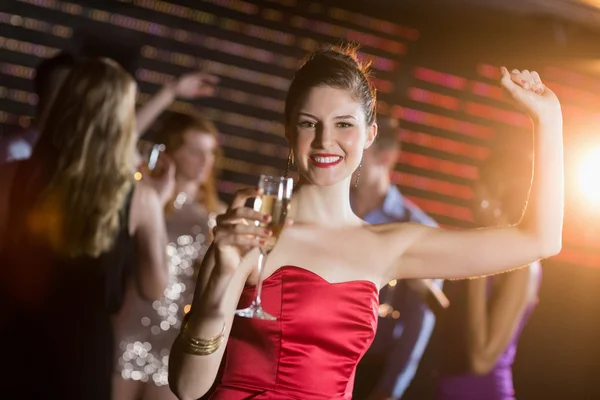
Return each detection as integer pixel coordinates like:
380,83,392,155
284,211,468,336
352,117,447,400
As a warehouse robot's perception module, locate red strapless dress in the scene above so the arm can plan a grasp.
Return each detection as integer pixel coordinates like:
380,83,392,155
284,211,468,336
208,266,379,400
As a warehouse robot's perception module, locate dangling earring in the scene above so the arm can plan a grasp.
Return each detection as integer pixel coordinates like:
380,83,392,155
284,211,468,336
354,156,363,188
285,149,294,179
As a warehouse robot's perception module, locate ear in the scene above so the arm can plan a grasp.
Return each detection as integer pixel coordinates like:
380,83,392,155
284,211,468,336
364,123,378,149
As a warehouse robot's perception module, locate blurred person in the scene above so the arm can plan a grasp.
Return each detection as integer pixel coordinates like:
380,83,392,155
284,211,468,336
167,44,563,400
351,117,448,400
113,112,226,400
0,51,77,164
435,148,541,400
0,58,171,400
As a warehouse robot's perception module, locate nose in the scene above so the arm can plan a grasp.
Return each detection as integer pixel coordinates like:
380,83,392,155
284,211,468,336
312,122,335,149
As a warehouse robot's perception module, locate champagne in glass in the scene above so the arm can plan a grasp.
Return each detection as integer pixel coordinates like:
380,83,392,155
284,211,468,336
235,175,293,320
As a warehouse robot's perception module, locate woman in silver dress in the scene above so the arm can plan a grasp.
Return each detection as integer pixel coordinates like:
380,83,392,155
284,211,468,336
113,112,225,400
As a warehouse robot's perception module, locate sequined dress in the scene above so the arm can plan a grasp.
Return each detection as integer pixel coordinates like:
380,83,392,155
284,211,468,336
113,199,215,386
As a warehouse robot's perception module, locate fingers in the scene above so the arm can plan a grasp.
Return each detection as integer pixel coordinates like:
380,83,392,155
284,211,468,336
216,206,269,226
214,230,264,248
213,220,272,248
500,67,545,94
530,71,544,93
199,73,220,84
500,66,518,92
228,187,262,210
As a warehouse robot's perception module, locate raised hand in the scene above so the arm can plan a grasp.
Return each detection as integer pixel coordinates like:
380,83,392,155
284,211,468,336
172,71,220,99
212,188,273,277
500,67,561,121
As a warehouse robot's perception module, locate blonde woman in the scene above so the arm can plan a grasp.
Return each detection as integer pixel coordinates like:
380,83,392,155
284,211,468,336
114,112,226,400
0,58,170,400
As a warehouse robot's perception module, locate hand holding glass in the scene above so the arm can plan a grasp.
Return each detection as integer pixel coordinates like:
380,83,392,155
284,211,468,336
235,175,293,320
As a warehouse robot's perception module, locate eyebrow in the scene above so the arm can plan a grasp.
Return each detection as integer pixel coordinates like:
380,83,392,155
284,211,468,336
297,112,357,120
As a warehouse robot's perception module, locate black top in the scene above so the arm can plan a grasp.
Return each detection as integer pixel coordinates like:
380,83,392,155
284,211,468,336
0,157,136,400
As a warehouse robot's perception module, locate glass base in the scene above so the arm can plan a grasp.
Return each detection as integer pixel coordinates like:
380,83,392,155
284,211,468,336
235,302,277,320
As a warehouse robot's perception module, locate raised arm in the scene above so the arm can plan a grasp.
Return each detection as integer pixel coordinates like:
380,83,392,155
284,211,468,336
168,188,271,400
135,72,219,137
387,68,563,281
130,182,170,300
466,263,540,374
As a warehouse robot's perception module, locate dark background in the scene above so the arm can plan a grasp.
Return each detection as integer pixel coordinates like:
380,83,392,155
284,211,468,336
1,0,599,398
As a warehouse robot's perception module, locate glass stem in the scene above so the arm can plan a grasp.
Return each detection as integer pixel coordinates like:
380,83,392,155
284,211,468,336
253,248,267,306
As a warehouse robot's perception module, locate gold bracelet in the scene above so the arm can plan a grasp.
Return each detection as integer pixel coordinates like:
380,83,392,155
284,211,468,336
177,313,226,356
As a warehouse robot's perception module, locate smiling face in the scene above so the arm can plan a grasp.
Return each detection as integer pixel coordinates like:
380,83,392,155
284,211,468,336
286,85,377,187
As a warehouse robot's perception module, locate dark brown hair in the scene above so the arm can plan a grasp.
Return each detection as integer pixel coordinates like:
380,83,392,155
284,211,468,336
154,112,221,213
284,43,377,126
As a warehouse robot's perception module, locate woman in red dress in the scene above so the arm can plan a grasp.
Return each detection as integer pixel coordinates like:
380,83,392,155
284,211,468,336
168,44,564,400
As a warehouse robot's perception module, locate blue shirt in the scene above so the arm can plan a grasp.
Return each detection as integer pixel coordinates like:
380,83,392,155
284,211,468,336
362,185,441,399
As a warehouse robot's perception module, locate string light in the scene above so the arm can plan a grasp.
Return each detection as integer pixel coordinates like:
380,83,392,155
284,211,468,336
0,11,72,38
413,67,468,90
470,81,505,101
290,15,405,62
202,0,259,15
393,106,493,140
0,63,35,79
138,47,291,90
18,0,414,59
405,195,472,223
544,80,600,111
262,8,284,22
0,86,37,105
543,66,600,93
391,170,472,200
400,151,478,180
476,63,500,81
407,87,461,111
0,36,59,58
400,130,490,160
327,7,419,41
465,102,530,128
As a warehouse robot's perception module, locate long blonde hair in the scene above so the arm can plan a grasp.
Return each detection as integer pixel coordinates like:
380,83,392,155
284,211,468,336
154,112,221,213
29,58,137,258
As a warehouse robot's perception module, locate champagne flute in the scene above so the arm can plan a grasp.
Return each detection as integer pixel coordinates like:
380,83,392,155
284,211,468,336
235,175,293,320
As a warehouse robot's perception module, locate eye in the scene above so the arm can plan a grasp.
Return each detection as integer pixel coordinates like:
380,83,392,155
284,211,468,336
298,120,316,129
336,122,353,128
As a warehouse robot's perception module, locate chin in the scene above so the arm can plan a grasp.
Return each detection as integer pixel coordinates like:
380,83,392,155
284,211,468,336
302,170,348,187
